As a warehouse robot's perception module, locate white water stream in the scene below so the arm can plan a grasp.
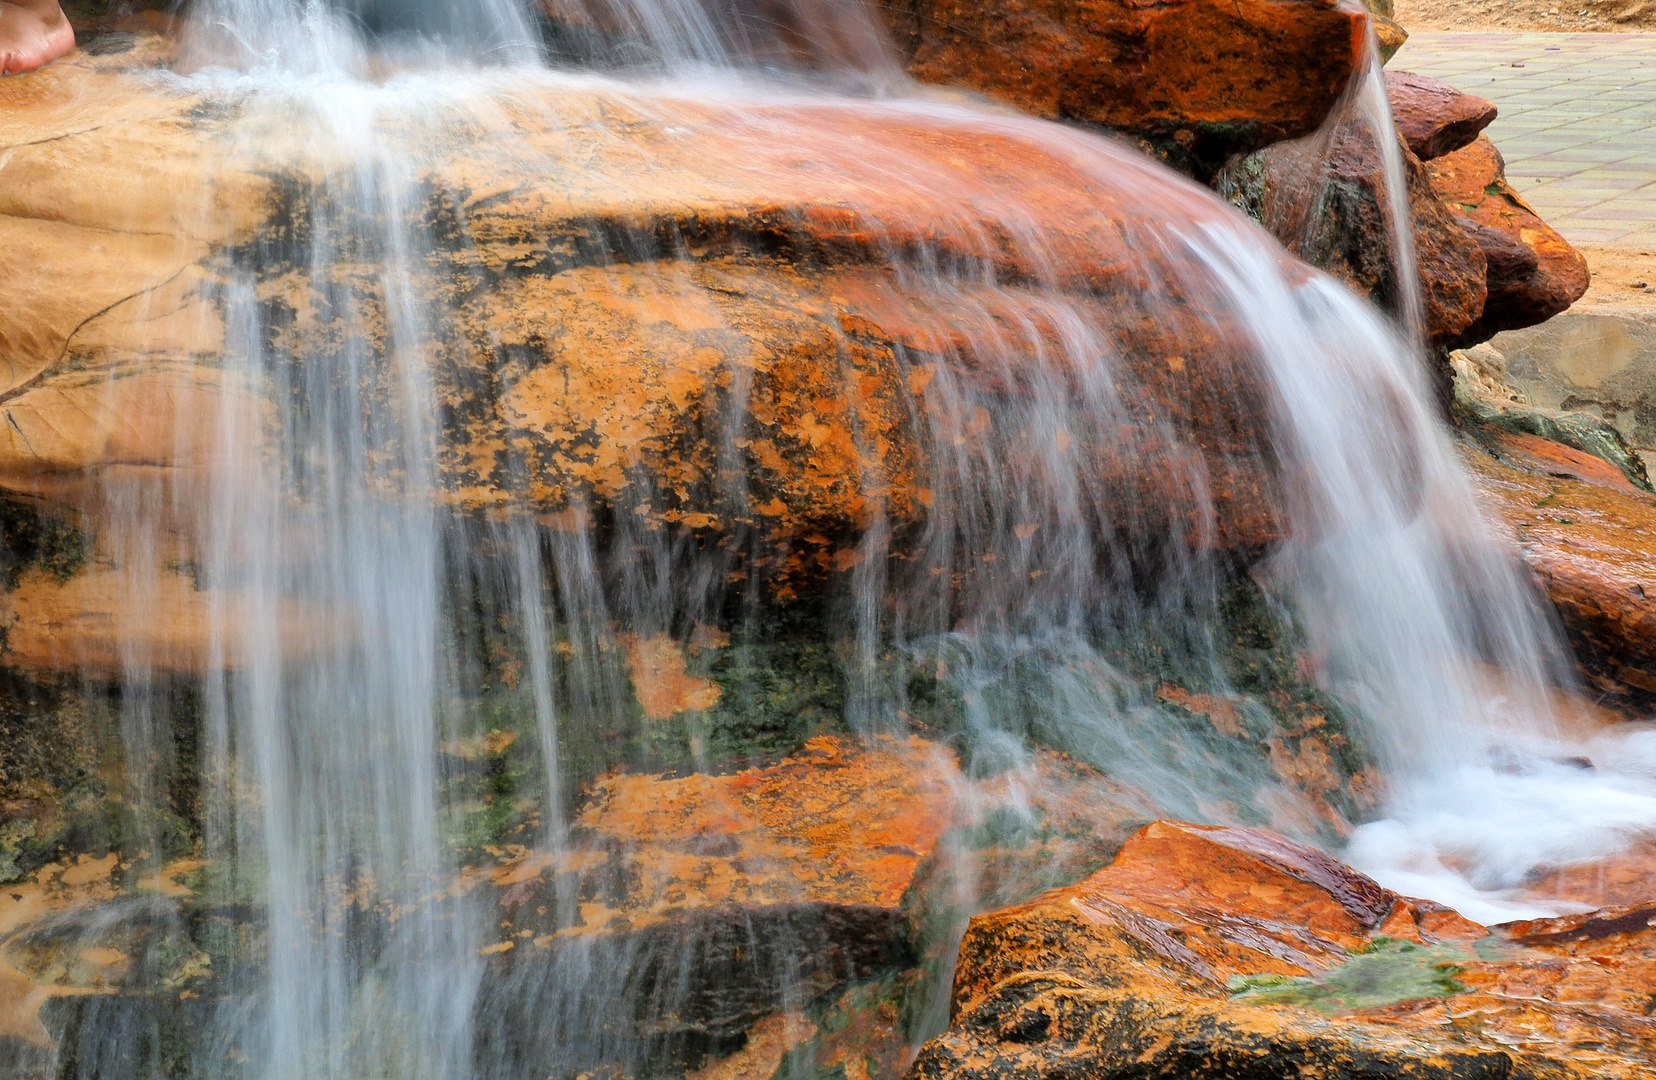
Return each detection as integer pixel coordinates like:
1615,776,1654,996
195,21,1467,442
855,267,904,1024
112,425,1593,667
48,0,1656,1074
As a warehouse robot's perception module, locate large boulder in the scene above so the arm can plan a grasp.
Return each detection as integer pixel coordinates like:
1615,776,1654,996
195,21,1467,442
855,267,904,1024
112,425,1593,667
909,820,1656,1080
1,735,965,1076
1385,70,1497,161
0,30,1344,671
1216,89,1587,370
1215,117,1489,356
524,0,1368,176
1452,332,1656,700
883,0,1370,179
1428,134,1592,344
470,734,957,1073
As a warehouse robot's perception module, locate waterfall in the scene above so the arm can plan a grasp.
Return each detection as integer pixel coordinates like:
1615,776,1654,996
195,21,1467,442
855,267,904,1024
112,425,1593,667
23,0,1656,1076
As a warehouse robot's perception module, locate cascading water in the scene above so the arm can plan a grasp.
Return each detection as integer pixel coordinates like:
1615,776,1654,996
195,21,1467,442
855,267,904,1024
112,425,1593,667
19,0,1656,1075
1220,36,1656,918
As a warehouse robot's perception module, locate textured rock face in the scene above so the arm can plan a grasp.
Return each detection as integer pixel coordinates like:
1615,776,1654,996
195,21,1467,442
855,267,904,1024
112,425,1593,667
487,734,954,941
0,35,1334,670
1385,70,1497,161
1466,437,1656,700
885,0,1369,178
1217,95,1587,362
1429,134,1591,343
0,735,965,1077
472,735,956,1071
1371,10,1408,59
1215,119,1489,352
909,820,1656,1080
3,727,1368,1079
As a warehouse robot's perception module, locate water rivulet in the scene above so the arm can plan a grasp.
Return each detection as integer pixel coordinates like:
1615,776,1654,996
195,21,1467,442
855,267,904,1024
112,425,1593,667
5,0,1656,1077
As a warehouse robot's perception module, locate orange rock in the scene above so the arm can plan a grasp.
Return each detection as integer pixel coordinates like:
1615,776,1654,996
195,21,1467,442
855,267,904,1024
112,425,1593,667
944,821,1411,1020
0,854,136,1052
911,820,1656,1080
1492,429,1645,497
888,0,1368,178
472,735,958,1059
541,734,957,924
1,562,339,676
1519,843,1656,910
1429,134,1591,342
618,632,723,719
0,43,1312,674
1465,439,1656,698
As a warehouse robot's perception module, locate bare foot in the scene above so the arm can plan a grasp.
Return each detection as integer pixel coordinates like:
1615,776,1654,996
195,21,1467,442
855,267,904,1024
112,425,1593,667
0,0,73,74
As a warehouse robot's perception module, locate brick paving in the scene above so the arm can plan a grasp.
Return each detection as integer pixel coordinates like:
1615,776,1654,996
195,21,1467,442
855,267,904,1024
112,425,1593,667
1392,32,1656,248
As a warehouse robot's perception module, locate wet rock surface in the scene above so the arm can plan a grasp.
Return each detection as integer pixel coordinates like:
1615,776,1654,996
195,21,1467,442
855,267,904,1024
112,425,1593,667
0,695,1383,1078
1217,78,1587,364
470,735,953,1071
1465,436,1656,700
1385,70,1497,161
1215,116,1489,353
909,820,1656,1080
0,37,1340,670
885,0,1368,179
0,17,1645,1080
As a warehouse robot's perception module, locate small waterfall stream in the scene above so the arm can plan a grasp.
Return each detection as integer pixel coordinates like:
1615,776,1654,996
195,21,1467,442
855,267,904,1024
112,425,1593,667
23,0,1656,1076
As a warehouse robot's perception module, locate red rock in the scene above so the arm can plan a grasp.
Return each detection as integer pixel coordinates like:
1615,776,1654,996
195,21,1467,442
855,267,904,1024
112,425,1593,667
491,734,957,930
1385,70,1497,161
1215,120,1489,355
910,820,1656,1080
1466,439,1656,699
0,38,1335,668
471,735,957,1066
1492,429,1645,495
1429,134,1591,342
886,0,1369,178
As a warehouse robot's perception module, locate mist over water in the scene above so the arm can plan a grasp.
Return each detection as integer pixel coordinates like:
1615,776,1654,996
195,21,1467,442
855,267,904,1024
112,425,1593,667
54,0,1656,1075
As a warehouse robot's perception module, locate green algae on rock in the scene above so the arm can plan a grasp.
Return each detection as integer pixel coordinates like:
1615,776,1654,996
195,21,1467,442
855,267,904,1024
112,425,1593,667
909,821,1656,1080
1227,938,1471,1013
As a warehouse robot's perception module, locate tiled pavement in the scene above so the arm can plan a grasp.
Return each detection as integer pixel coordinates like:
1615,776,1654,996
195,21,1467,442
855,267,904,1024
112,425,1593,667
1391,33,1656,248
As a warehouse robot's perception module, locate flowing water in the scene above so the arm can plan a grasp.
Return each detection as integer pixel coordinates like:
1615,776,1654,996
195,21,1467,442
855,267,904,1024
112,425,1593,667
22,0,1656,1075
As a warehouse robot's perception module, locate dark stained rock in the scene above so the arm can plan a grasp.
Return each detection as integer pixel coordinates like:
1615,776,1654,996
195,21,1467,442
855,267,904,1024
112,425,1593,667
907,820,1656,1080
1385,70,1497,161
1459,215,1541,284
1429,134,1591,343
1215,117,1489,356
883,0,1370,180
1216,102,1591,377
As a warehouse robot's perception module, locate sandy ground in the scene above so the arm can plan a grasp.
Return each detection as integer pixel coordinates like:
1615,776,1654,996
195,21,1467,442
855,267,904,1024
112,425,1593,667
1571,244,1656,316
1395,0,1656,33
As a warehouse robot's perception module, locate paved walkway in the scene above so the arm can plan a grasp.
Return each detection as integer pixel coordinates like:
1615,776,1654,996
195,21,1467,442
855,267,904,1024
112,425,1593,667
1392,33,1656,248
